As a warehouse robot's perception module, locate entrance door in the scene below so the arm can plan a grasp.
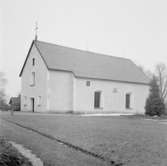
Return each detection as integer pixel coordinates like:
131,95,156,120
31,98,35,112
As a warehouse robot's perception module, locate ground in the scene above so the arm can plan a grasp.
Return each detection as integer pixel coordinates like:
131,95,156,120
0,137,32,166
1,112,167,166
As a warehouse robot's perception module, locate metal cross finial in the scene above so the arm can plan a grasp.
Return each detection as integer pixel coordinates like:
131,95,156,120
35,21,38,40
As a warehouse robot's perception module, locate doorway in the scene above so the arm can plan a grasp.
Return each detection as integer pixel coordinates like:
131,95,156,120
31,98,35,112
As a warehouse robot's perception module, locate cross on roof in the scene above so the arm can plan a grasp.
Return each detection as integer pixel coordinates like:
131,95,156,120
35,21,38,40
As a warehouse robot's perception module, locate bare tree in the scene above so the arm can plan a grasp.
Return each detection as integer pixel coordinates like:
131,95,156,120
155,63,167,101
138,65,153,80
0,72,7,105
0,72,6,87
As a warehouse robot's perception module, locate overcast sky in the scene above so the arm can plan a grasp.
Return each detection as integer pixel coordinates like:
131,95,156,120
1,0,167,97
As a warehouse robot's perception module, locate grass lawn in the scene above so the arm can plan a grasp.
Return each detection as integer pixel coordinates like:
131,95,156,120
1,112,167,166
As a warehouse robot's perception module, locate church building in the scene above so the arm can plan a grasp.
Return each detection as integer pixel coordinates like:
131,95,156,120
19,40,149,114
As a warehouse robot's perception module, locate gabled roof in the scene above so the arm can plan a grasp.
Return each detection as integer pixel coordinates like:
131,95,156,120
20,40,149,85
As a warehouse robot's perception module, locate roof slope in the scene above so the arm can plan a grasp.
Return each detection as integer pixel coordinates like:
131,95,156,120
20,40,149,85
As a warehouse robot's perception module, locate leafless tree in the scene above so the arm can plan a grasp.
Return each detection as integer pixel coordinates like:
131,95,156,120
0,72,6,87
155,63,167,101
0,72,7,105
138,65,153,80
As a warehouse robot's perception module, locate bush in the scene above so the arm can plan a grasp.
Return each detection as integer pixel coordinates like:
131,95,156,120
0,138,32,166
0,104,11,111
145,76,165,116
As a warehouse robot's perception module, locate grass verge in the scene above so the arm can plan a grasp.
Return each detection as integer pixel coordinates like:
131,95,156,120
0,137,32,166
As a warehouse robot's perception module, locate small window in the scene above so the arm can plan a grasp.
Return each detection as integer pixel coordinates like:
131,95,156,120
32,58,35,66
30,72,35,86
125,93,131,109
94,91,101,108
38,96,41,106
24,96,27,107
113,88,118,93
86,81,90,86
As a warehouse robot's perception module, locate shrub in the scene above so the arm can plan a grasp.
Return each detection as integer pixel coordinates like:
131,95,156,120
145,76,165,116
0,138,32,166
0,104,10,111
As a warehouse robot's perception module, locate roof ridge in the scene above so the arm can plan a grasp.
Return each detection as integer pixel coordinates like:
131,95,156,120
35,40,131,61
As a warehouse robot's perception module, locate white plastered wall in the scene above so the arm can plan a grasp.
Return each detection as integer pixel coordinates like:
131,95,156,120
21,45,48,112
47,70,73,112
73,77,149,114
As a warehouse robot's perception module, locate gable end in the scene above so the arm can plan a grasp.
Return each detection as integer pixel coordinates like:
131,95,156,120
19,40,49,77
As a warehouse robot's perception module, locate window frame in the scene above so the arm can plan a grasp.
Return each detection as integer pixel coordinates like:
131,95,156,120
38,96,41,106
32,58,35,66
30,72,35,86
86,81,90,86
24,96,27,107
94,91,101,109
125,93,131,109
